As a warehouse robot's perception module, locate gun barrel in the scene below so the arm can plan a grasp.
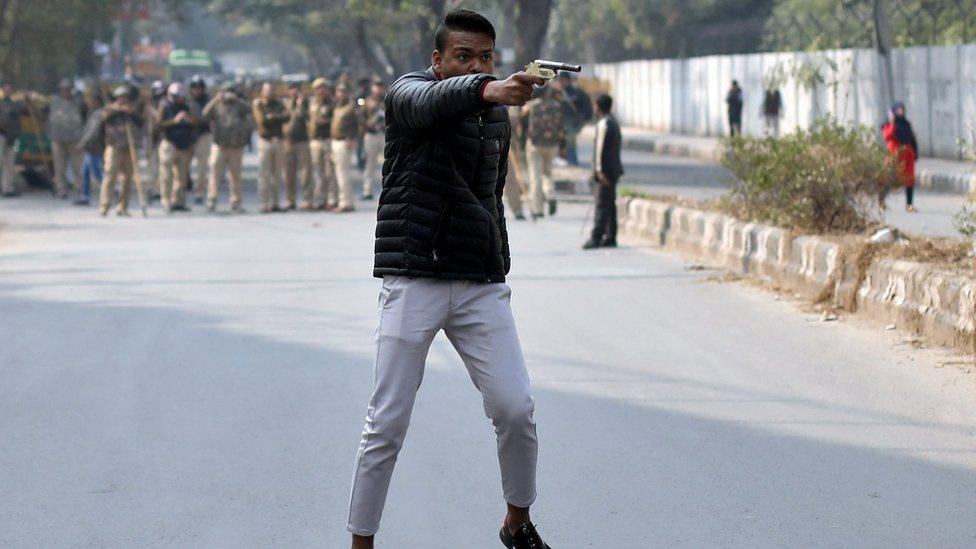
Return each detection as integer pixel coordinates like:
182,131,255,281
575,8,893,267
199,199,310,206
535,60,582,73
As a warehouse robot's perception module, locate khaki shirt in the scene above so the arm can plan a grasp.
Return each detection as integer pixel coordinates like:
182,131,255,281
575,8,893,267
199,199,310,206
203,96,253,148
252,97,287,139
308,96,334,140
283,95,309,142
331,100,360,141
362,95,384,135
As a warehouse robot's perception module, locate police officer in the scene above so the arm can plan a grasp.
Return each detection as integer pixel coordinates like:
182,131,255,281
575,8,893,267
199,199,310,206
308,77,335,210
523,86,565,219
188,75,212,205
283,82,312,210
146,80,167,199
253,82,288,213
202,82,253,213
360,79,385,200
330,83,359,212
47,78,86,199
155,82,197,211
89,86,143,216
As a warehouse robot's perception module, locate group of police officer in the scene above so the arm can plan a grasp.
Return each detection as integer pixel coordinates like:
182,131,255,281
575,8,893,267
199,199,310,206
0,70,596,221
0,75,388,217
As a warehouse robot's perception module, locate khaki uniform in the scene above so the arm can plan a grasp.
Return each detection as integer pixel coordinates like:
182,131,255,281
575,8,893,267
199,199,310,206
253,97,288,211
524,96,565,216
283,96,311,208
308,96,335,208
203,96,253,210
95,106,143,215
504,106,527,216
361,95,385,198
47,94,85,197
189,93,212,200
330,99,360,210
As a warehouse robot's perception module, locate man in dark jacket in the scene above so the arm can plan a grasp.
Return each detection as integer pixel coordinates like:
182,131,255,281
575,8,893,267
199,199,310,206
583,94,624,249
155,83,197,211
348,9,552,549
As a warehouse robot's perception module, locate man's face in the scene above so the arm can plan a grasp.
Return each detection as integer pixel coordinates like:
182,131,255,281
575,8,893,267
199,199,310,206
261,83,273,100
190,86,203,98
60,87,72,98
315,87,331,101
432,30,495,79
289,86,301,99
895,106,906,117
336,88,349,103
370,84,385,98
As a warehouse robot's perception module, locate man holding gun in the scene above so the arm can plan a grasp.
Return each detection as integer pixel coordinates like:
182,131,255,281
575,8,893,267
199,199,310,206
347,8,557,549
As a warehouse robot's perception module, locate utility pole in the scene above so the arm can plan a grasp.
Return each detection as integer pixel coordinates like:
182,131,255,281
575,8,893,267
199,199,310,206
872,0,896,119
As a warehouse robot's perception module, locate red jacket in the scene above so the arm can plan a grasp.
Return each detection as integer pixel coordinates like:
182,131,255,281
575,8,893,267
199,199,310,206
882,122,916,187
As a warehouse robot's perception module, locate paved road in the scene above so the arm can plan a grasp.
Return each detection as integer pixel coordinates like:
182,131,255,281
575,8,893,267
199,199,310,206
3,163,976,548
576,140,970,239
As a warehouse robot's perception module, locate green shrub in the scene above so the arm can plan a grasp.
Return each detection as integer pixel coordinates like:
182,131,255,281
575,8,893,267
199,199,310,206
721,119,903,233
952,128,976,238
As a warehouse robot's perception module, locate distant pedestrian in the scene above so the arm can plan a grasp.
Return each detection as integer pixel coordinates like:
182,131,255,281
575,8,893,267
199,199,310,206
360,79,385,200
47,78,86,199
556,72,592,165
0,83,24,197
583,94,623,250
92,86,144,216
76,94,105,206
155,82,197,211
308,78,336,210
882,101,918,213
188,76,212,205
505,105,528,220
283,82,312,210
202,82,253,213
523,85,565,219
726,80,743,136
253,82,289,213
762,87,782,137
330,83,359,212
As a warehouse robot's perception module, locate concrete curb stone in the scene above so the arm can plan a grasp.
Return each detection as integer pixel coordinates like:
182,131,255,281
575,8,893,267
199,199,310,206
618,196,976,353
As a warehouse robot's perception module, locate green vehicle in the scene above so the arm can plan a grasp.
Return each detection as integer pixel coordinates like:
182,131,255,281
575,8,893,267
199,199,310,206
168,49,213,82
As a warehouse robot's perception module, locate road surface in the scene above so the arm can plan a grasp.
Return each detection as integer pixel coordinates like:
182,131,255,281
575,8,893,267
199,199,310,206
2,162,976,548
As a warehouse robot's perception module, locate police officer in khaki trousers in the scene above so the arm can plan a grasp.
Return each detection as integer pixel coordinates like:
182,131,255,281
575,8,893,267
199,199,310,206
330,83,360,212
308,78,335,210
188,76,212,205
360,79,385,201
253,82,288,213
283,82,312,210
203,82,253,213
90,86,143,216
47,78,85,199
155,82,197,212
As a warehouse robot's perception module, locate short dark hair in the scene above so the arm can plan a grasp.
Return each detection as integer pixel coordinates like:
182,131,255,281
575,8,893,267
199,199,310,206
434,9,496,52
596,94,613,113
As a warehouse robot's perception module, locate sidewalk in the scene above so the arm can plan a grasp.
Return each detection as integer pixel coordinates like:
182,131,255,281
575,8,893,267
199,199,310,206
580,126,976,195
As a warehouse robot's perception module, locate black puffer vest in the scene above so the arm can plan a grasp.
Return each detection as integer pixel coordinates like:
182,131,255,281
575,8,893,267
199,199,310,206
373,68,512,283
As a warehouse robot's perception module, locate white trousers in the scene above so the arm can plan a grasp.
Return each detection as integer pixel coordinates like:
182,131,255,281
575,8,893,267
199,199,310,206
347,276,538,536
526,141,558,216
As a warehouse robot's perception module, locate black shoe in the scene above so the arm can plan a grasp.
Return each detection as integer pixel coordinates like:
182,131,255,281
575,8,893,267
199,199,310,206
548,199,557,216
514,212,526,221
362,194,374,200
194,196,204,205
582,239,601,250
2,191,20,197
73,198,90,206
600,239,618,248
530,212,543,222
284,203,297,211
171,204,191,212
500,522,551,549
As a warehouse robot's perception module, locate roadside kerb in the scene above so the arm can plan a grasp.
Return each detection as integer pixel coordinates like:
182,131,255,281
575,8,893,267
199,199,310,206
619,196,976,352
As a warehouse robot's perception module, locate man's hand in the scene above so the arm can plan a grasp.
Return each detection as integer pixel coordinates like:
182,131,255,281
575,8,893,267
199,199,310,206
482,72,545,107
596,171,610,186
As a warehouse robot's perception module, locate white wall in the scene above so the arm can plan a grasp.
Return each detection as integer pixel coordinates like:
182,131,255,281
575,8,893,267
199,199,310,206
594,44,976,160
